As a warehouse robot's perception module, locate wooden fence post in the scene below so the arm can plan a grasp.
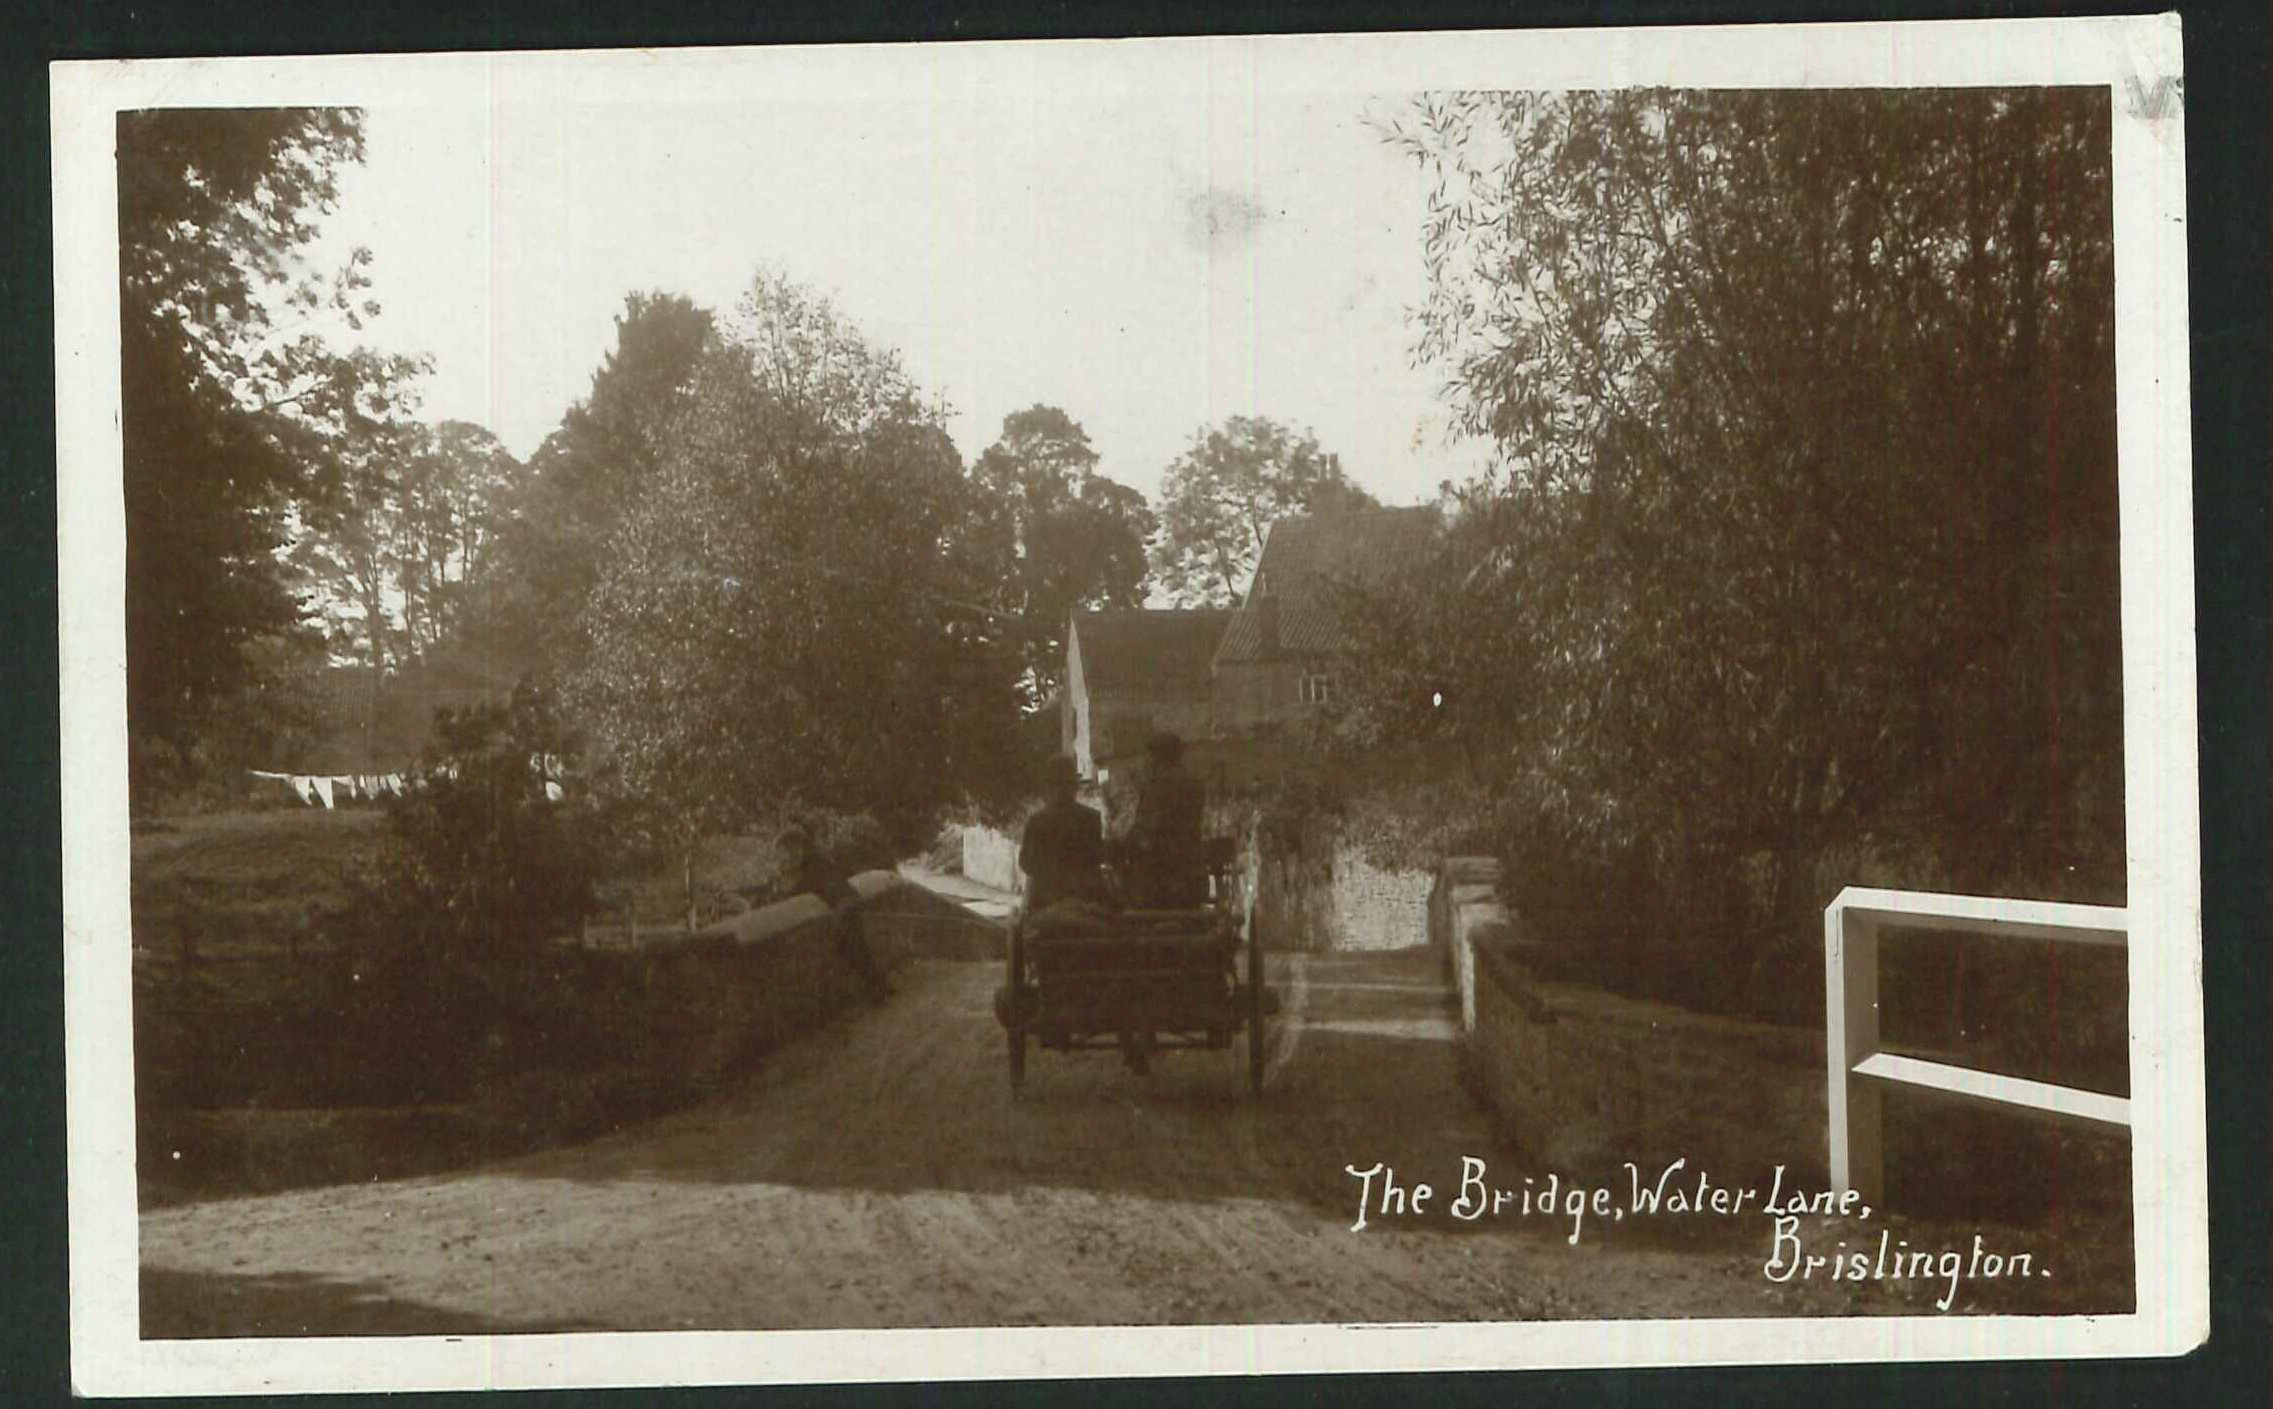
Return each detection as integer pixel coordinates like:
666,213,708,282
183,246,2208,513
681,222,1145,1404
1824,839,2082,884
1824,887,2127,1211
1824,896,1882,1204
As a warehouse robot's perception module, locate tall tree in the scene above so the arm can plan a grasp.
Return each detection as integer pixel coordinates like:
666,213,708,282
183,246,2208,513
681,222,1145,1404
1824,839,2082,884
567,271,1023,867
968,405,1154,699
1361,89,2118,1013
117,107,425,771
393,420,521,657
286,417,522,671
480,291,716,680
286,421,410,680
1151,416,1376,606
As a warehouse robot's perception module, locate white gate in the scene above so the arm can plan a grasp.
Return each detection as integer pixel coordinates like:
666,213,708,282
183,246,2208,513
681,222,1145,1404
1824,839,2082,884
1824,886,2129,1203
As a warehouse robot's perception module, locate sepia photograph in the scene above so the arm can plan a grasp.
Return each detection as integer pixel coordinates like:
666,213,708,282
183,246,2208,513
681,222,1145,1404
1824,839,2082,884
53,16,2205,1395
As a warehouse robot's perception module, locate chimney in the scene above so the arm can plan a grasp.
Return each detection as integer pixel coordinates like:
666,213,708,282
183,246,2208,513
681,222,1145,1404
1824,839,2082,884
1256,594,1279,657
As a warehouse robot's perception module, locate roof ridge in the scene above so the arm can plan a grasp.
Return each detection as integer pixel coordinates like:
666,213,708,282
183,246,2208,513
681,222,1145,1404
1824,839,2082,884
1074,607,1237,697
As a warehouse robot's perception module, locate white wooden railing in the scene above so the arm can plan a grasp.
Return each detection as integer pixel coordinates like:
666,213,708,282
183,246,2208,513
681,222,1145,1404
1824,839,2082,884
1824,886,2129,1203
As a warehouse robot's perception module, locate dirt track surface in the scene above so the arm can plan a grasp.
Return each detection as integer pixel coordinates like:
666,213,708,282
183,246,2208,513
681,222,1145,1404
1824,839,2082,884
141,949,1905,1337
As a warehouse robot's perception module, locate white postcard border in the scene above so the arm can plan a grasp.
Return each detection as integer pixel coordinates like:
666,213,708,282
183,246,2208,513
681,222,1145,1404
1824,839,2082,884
56,15,2203,1395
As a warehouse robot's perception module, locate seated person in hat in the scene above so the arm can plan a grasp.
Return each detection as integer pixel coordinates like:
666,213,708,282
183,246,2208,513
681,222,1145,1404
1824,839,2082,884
1121,731,1208,909
1022,754,1167,1074
1018,755,1107,918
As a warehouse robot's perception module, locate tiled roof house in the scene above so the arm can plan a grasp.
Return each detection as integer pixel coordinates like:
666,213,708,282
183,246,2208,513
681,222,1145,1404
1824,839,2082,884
1057,506,1442,772
1211,506,1441,734
1062,608,1233,780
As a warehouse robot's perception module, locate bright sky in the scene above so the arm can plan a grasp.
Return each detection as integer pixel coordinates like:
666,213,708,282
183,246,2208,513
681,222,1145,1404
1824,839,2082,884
307,91,1492,506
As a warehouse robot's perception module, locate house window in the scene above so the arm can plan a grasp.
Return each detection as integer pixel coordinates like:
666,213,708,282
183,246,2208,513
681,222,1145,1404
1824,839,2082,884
1299,672,1334,705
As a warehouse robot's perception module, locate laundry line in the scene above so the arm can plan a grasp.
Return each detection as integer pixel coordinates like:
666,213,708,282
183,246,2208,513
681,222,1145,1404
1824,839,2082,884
246,769,406,809
246,762,563,809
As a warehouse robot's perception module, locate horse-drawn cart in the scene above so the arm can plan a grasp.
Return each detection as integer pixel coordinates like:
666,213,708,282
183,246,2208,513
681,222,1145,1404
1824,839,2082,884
993,839,1271,1096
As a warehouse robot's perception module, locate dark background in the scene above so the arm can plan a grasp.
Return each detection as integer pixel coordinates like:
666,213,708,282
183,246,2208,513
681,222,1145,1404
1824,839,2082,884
3,1,2264,1405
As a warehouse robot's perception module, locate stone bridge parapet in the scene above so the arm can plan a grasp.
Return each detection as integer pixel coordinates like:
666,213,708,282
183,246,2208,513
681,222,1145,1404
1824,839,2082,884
1433,855,1825,1183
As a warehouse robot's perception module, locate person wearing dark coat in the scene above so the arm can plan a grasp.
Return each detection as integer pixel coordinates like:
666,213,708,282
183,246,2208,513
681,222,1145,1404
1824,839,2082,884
1018,755,1106,913
1018,755,1157,1073
1124,731,1208,908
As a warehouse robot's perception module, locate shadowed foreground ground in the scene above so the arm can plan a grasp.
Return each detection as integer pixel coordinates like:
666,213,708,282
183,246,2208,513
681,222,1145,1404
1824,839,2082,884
141,950,2121,1336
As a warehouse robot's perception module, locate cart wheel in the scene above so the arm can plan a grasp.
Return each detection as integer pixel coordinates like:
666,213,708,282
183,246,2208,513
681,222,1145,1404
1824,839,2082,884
1008,922,1028,1097
1246,914,1266,1096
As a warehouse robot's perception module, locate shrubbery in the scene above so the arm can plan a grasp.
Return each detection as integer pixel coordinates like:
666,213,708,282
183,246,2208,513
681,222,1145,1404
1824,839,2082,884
1329,90,2126,1032
325,686,606,1102
815,811,896,876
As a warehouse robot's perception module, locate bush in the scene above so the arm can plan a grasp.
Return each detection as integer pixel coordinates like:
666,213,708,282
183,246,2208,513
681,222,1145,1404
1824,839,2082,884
324,686,606,1101
818,811,896,874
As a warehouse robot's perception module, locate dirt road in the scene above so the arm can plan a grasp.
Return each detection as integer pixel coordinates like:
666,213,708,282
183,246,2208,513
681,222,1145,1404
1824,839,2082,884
141,948,1910,1337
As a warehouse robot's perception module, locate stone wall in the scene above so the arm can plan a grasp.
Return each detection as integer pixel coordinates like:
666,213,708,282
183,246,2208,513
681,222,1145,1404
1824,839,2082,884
139,873,1006,1205
636,873,903,1076
961,825,1025,895
1233,816,1433,953
1435,856,1829,1186
856,872,1008,961
635,870,1005,1076
1329,842,1432,951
